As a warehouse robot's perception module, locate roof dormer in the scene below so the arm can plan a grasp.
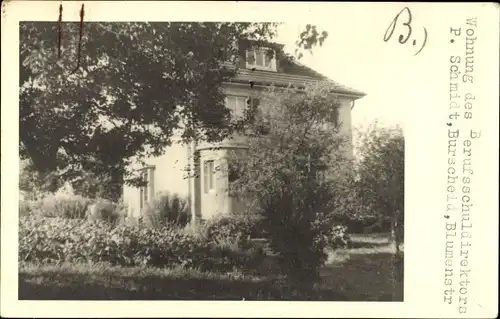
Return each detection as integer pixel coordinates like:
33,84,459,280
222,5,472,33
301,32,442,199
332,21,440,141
245,47,277,72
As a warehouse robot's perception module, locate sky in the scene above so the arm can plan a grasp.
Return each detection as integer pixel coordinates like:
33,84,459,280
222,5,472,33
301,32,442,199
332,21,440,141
274,13,426,131
277,22,404,129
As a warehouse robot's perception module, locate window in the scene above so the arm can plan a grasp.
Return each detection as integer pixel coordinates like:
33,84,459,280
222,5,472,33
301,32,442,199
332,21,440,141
246,47,276,71
226,96,260,121
321,107,340,130
139,170,147,210
203,160,215,193
139,166,155,210
225,96,247,119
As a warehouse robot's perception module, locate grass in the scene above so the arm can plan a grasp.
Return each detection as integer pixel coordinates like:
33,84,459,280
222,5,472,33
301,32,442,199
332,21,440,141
322,232,404,301
322,251,403,301
19,263,346,301
18,233,403,301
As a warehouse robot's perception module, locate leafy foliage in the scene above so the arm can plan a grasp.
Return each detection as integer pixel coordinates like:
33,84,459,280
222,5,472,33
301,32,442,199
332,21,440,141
353,122,404,242
20,158,122,201
71,171,123,201
19,159,64,200
20,22,328,188
141,192,191,228
314,223,350,250
28,194,92,219
19,216,264,272
228,83,352,285
19,192,127,225
198,213,264,248
87,198,127,225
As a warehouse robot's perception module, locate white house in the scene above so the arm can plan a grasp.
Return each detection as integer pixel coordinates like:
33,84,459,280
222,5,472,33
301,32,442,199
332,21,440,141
122,40,365,225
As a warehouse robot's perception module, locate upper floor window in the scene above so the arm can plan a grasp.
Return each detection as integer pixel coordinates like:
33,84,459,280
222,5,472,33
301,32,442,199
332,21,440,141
226,96,261,122
226,95,247,119
246,47,277,71
321,106,340,130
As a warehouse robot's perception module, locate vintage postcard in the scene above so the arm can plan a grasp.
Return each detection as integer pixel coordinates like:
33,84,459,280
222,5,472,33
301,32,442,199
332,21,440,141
1,1,498,318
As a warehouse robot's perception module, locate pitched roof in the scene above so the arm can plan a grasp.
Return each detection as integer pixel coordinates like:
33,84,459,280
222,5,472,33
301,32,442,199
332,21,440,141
229,62,365,99
226,39,366,98
286,60,366,97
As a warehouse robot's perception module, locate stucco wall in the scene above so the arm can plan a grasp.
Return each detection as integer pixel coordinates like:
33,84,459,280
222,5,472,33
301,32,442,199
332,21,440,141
193,87,356,220
338,97,355,155
122,88,356,222
123,139,190,218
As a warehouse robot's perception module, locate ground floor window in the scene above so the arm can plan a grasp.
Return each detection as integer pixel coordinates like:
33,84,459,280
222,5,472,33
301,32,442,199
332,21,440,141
139,166,155,210
203,160,215,193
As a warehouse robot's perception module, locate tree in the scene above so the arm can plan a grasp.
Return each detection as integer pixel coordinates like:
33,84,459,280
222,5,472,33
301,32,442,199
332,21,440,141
20,22,328,189
19,159,64,200
227,83,351,287
353,122,405,251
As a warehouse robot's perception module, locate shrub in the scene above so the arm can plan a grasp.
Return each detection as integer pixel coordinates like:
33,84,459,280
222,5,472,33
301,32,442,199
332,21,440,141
113,197,129,224
87,198,127,225
35,194,91,219
199,214,262,248
312,211,350,250
18,216,260,273
24,193,127,224
142,192,191,228
321,224,350,250
227,83,354,286
19,200,34,217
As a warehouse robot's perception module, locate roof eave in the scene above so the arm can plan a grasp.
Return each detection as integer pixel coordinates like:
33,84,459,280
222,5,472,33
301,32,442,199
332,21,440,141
225,79,366,99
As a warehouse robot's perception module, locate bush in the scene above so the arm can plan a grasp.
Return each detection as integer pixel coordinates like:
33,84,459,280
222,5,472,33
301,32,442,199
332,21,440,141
311,212,350,250
199,214,263,247
113,197,129,223
22,193,128,225
18,216,260,273
142,192,190,228
32,194,91,219
19,200,34,217
321,224,350,250
87,198,127,225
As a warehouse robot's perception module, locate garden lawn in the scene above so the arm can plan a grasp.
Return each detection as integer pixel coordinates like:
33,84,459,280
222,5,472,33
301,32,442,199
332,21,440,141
320,232,404,301
321,251,403,301
19,238,403,301
18,262,347,301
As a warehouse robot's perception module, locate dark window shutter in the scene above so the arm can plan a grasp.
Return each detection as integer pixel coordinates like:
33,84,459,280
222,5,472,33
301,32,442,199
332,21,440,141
252,98,260,109
228,163,239,183
239,40,250,68
245,97,260,122
333,106,339,127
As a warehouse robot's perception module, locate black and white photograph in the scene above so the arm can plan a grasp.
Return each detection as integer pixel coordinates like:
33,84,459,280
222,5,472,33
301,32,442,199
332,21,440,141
2,1,498,318
17,14,405,302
